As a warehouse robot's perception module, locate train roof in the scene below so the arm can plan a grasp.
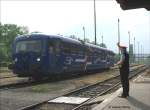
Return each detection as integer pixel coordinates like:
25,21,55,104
85,43,107,51
15,33,58,40
16,33,81,43
15,33,114,54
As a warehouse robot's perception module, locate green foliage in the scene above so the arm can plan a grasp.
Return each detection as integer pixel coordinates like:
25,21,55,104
84,38,90,43
0,23,29,65
146,55,150,66
90,41,95,44
114,54,120,63
98,43,107,48
69,35,78,40
129,44,134,63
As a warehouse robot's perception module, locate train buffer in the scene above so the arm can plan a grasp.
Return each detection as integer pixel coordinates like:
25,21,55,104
92,70,150,110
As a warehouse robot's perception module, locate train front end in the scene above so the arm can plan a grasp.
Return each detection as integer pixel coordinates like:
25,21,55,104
9,34,48,78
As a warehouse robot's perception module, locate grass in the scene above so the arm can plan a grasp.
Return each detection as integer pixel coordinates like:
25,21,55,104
31,84,51,92
31,83,66,93
0,67,10,73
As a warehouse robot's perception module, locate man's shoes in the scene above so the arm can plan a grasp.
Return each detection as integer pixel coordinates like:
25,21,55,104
118,94,129,98
118,95,127,98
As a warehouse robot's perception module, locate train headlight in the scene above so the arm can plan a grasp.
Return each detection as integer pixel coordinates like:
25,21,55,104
36,58,40,62
14,58,18,62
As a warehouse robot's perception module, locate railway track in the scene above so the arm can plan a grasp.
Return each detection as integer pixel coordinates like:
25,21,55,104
110,63,139,70
18,65,147,110
72,65,147,110
0,64,143,90
0,75,17,79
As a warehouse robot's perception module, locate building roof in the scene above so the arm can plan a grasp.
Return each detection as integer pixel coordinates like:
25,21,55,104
116,0,150,10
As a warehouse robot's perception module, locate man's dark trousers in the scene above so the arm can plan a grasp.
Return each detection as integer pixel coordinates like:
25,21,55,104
119,52,129,96
119,67,129,96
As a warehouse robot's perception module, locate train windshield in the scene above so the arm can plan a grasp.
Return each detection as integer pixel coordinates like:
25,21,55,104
15,40,42,53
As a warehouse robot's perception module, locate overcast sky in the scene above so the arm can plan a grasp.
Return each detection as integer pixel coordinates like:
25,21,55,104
1,0,150,54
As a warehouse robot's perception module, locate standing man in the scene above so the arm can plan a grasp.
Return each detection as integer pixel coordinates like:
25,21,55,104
116,42,129,98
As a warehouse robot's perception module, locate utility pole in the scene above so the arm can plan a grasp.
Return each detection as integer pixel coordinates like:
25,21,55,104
101,35,103,44
128,31,130,52
118,18,120,55
134,37,136,63
141,45,142,63
138,42,140,64
94,0,97,45
83,26,85,42
143,47,144,63
128,31,131,63
149,11,150,55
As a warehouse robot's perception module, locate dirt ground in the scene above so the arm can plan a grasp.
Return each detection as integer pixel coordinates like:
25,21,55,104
0,65,145,110
0,69,119,110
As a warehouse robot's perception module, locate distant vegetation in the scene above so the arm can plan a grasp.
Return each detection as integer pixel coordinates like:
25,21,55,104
98,43,107,48
69,35,107,48
0,23,29,66
146,55,150,66
0,23,113,67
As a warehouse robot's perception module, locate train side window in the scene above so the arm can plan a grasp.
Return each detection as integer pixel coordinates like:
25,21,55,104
70,44,76,54
48,40,60,54
95,49,100,57
72,44,83,55
79,46,85,55
48,41,54,54
101,50,105,60
55,42,60,54
87,47,93,56
103,51,107,60
97,50,102,57
62,42,71,54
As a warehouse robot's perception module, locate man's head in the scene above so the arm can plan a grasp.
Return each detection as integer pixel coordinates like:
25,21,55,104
117,42,127,52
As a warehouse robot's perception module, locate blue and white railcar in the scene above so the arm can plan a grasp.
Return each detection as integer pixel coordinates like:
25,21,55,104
9,34,115,79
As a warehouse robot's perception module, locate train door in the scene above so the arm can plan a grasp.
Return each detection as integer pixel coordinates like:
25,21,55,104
48,39,61,73
101,50,106,68
54,39,62,73
61,42,73,73
48,39,62,73
71,44,85,72
48,40,55,73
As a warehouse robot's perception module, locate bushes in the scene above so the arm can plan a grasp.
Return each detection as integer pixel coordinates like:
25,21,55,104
0,62,10,67
0,23,29,65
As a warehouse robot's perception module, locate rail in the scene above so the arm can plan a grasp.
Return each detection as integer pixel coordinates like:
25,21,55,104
18,65,147,110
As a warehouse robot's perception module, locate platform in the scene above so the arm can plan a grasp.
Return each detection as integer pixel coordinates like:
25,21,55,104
92,70,150,110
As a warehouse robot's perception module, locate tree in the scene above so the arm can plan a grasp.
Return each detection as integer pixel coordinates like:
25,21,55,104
91,41,95,44
114,54,120,63
146,55,150,66
99,43,107,48
129,44,134,63
69,35,78,40
85,38,90,43
0,23,29,63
